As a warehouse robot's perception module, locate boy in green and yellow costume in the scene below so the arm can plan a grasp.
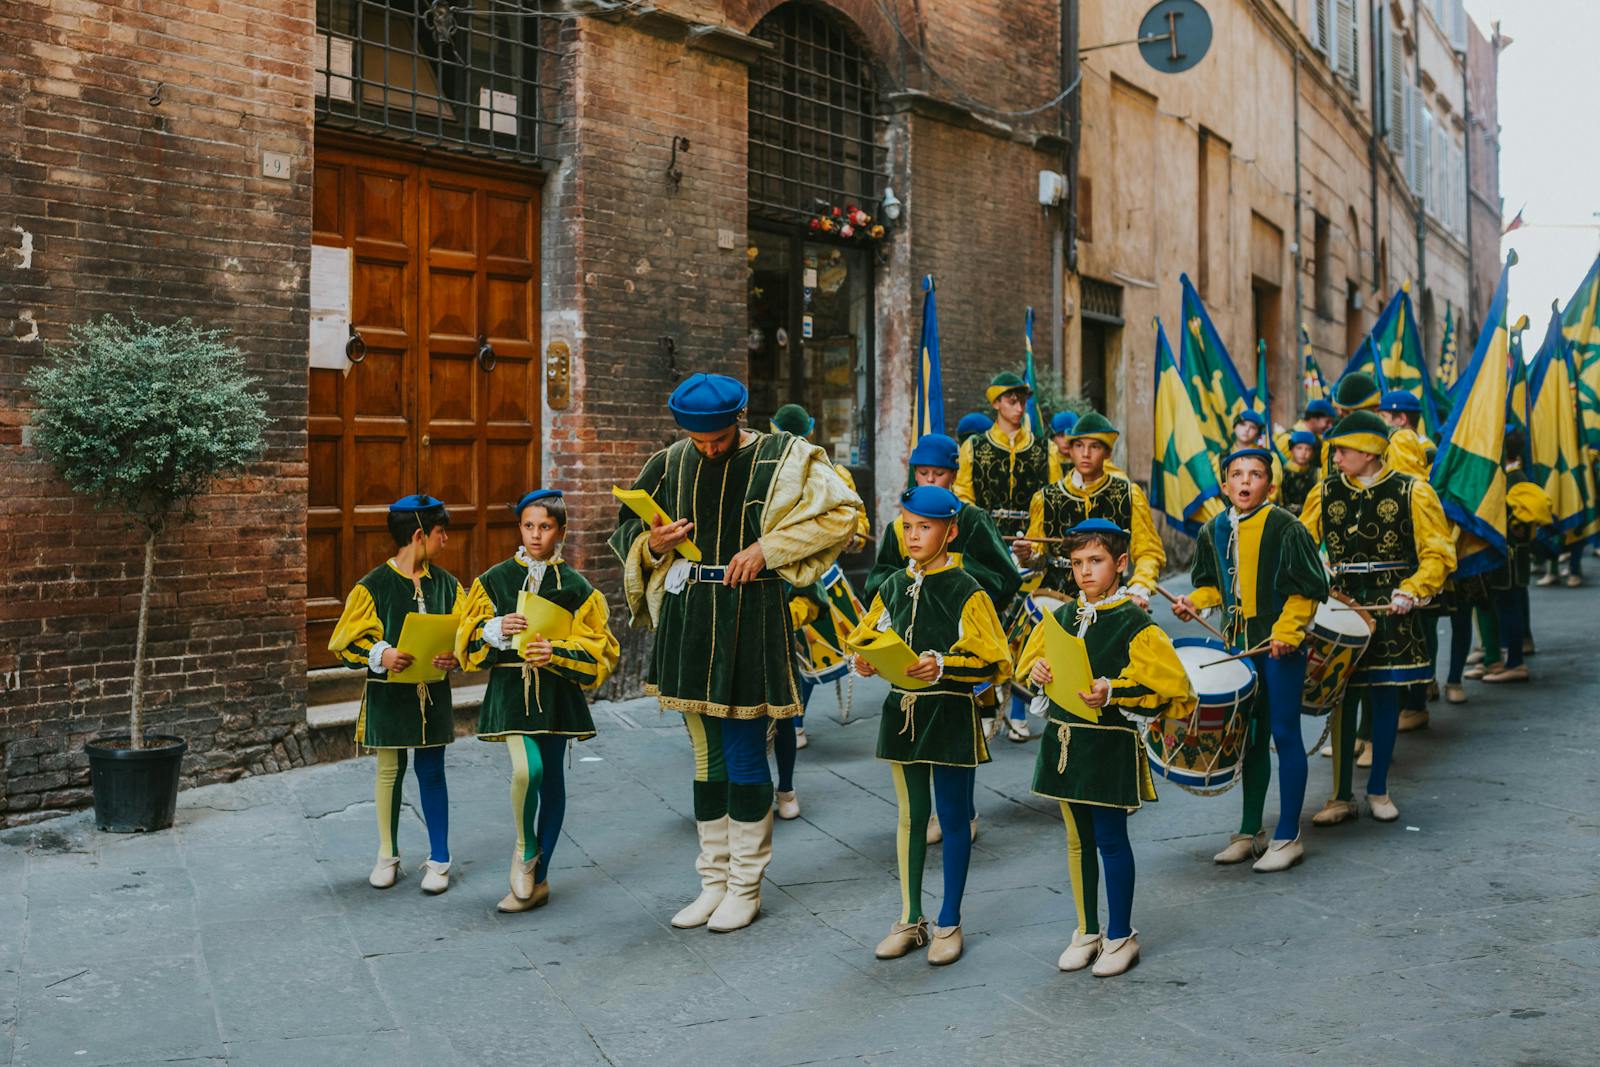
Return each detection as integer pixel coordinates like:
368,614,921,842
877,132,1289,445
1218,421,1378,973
1279,430,1321,514
609,373,862,934
328,494,462,895
848,485,1012,968
458,489,619,914
1299,411,1455,826
1016,519,1195,977
954,372,1063,538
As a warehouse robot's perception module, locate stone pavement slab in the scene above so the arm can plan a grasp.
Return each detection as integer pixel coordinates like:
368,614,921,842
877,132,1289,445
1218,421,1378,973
2,582,1598,1065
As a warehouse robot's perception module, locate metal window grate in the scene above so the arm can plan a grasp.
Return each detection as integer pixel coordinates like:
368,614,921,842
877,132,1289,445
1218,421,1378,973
315,0,560,164
1080,277,1124,323
748,2,885,224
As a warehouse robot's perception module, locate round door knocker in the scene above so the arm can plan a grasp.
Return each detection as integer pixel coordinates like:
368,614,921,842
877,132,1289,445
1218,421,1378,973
476,334,497,372
346,324,367,364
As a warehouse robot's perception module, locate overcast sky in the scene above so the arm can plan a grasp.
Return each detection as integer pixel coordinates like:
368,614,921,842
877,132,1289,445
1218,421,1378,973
1465,0,1600,335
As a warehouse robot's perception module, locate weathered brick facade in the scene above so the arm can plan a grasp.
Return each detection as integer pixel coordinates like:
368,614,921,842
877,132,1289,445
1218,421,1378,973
1,0,315,822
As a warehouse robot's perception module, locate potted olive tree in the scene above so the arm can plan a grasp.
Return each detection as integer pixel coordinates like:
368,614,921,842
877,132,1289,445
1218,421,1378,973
27,315,270,832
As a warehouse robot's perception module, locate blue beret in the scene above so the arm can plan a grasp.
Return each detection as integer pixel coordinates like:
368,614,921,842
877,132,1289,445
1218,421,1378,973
389,494,445,513
1221,447,1275,474
513,489,563,514
1379,389,1422,413
1234,409,1267,428
1050,410,1079,435
668,373,749,432
1066,518,1127,539
899,485,962,520
1305,399,1335,418
908,433,960,471
1289,430,1316,447
956,412,994,437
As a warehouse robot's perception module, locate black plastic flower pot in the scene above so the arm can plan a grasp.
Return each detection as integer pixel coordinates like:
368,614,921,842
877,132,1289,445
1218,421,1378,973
85,735,188,833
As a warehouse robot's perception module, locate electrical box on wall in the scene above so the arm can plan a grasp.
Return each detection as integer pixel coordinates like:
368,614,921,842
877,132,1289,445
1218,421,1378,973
1038,170,1067,207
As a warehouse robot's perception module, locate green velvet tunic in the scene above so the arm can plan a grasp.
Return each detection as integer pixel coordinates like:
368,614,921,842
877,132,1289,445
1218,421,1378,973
1030,600,1161,810
968,432,1053,536
870,566,1004,767
608,433,805,719
1190,504,1329,650
1031,476,1137,597
1279,463,1318,514
344,562,460,750
863,504,1023,619
464,559,602,739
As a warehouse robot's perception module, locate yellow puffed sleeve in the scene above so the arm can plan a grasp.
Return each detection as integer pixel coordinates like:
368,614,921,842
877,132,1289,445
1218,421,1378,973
834,464,871,540
1126,480,1167,591
1270,595,1318,648
1398,479,1457,602
1189,586,1224,611
1108,624,1198,720
328,583,383,670
953,437,977,504
546,589,621,691
1048,447,1064,485
789,595,820,631
1013,609,1051,688
1299,479,1324,542
1024,487,1047,543
1387,429,1430,479
937,590,1013,687
454,577,500,673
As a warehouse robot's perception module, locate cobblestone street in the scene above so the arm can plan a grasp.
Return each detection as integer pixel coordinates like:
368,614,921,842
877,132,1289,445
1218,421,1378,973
3,582,1597,1066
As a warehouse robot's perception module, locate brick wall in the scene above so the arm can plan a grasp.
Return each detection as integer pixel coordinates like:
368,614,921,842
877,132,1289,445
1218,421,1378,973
0,0,315,824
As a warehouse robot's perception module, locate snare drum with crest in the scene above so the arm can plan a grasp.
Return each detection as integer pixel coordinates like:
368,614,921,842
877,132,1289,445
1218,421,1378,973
1300,595,1374,716
1144,637,1257,794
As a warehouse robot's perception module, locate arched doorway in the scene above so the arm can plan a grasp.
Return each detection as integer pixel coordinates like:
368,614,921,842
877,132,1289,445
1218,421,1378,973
745,1,884,575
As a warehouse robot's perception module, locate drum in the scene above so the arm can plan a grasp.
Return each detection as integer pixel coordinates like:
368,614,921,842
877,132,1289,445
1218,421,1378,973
1300,595,1374,717
1144,636,1257,794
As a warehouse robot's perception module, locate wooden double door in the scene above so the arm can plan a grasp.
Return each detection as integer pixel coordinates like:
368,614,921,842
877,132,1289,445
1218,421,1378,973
307,142,541,667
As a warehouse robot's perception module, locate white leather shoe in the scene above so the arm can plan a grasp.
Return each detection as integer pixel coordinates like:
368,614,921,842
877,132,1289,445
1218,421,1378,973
1003,717,1031,743
1213,832,1264,864
672,817,730,928
1057,931,1102,971
1091,932,1140,977
708,814,772,932
774,790,800,820
1367,794,1400,822
420,860,450,895
369,855,401,889
509,852,537,901
1311,798,1358,826
1252,837,1304,873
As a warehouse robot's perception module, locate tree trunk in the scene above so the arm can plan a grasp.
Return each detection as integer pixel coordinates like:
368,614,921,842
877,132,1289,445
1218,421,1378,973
130,531,156,750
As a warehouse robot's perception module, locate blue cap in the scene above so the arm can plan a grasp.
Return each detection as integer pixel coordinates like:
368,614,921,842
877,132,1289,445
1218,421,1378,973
512,489,563,514
1050,410,1079,435
1066,518,1127,538
899,485,962,520
956,412,994,438
1234,409,1267,428
908,433,960,471
1221,447,1275,474
1289,430,1316,447
1305,398,1335,418
1379,389,1422,413
668,373,749,432
389,494,445,513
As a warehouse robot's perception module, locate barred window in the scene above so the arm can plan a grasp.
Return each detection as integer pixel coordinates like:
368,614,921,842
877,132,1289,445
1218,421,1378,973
315,0,559,164
748,3,885,224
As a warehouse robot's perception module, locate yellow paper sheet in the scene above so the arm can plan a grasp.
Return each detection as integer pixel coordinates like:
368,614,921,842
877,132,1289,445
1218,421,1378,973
847,628,930,691
612,486,702,562
389,612,459,684
1038,610,1101,722
513,590,573,657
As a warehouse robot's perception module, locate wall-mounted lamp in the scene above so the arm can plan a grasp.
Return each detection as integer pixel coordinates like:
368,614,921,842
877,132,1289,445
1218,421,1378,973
667,136,690,186
881,186,903,224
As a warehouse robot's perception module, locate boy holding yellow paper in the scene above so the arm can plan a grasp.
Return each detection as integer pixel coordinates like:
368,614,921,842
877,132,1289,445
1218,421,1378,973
847,485,1011,967
1016,519,1195,977
328,495,462,894
458,489,619,914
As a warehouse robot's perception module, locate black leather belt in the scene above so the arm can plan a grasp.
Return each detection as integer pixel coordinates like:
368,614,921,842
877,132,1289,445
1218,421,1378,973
687,563,779,583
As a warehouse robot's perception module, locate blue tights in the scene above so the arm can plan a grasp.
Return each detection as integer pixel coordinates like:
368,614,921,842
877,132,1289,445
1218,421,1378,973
1239,652,1309,841
1062,803,1134,940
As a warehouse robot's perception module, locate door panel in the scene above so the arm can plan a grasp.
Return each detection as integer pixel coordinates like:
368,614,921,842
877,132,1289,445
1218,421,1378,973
307,143,540,669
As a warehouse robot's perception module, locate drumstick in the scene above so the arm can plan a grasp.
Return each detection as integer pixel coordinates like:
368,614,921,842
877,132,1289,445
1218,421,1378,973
1006,535,1065,544
1329,604,1403,613
1154,585,1228,641
1200,642,1272,668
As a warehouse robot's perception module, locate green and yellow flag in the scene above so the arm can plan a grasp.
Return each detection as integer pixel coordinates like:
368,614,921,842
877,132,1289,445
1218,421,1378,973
1180,273,1254,458
1431,254,1515,576
1528,305,1592,540
1507,313,1532,450
1150,318,1225,537
1560,256,1600,454
1301,324,1328,404
1438,305,1460,388
1372,283,1442,436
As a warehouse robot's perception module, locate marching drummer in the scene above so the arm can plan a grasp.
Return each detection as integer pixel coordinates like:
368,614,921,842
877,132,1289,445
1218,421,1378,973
1298,411,1455,825
1172,447,1329,872
1016,518,1195,977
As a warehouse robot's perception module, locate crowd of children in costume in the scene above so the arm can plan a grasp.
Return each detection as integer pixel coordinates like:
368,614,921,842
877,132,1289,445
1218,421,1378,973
326,365,1556,979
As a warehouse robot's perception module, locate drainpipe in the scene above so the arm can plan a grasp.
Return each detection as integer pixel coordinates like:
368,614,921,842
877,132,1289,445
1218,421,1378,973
1412,0,1426,300
1292,46,1304,408
1460,44,1475,334
1369,0,1381,291
1055,0,1080,382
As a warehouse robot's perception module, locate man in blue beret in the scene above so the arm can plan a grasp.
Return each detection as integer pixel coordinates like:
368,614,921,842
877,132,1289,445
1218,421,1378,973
955,411,993,444
609,373,863,933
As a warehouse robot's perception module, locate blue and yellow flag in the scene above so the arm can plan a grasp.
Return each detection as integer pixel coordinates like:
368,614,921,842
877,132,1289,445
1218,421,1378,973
913,275,944,439
1560,255,1600,454
1528,305,1592,539
1023,306,1045,438
1150,319,1225,537
1438,305,1459,388
1337,335,1388,394
1507,314,1531,449
1179,274,1253,457
1371,284,1442,437
1301,324,1328,404
1431,254,1515,576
